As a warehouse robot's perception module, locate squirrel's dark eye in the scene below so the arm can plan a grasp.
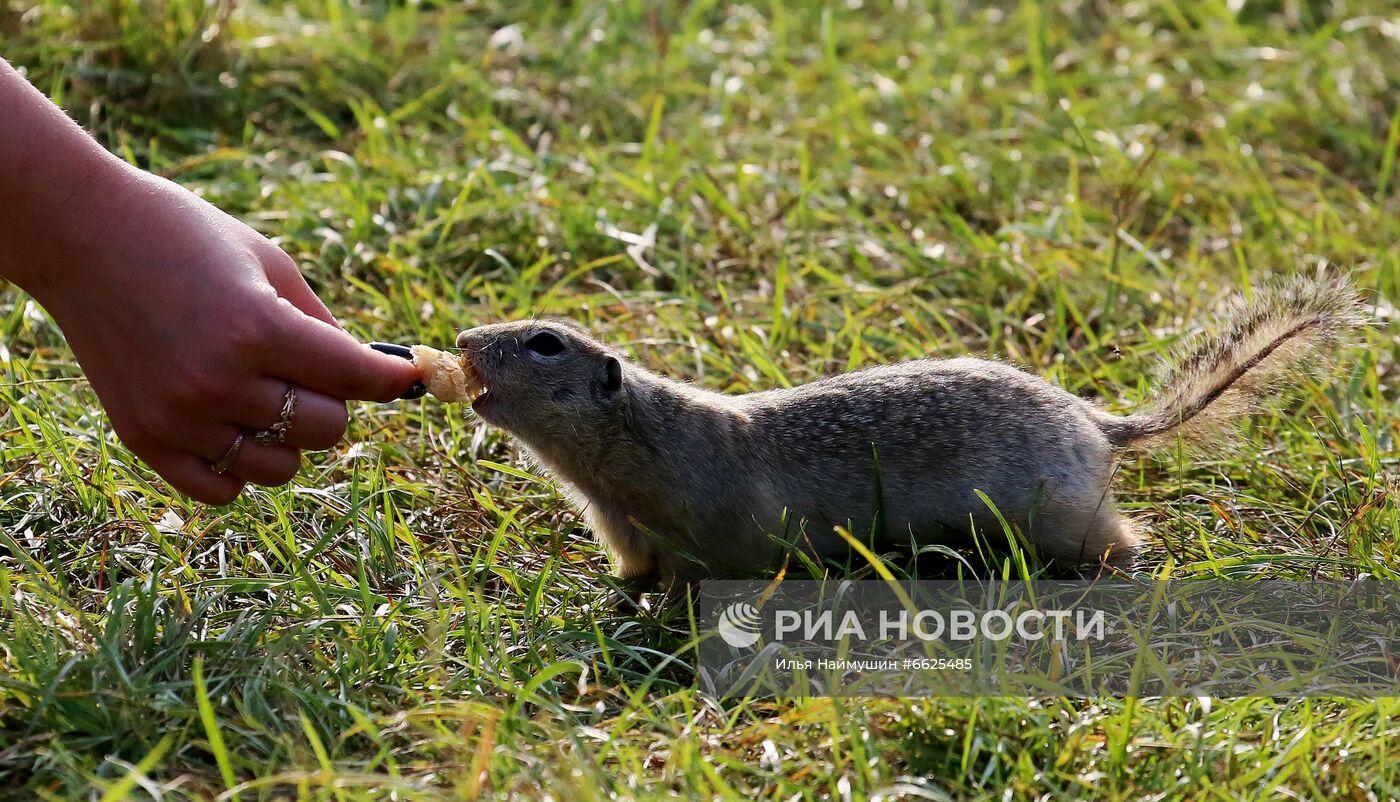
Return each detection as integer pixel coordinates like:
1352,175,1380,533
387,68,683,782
524,331,566,356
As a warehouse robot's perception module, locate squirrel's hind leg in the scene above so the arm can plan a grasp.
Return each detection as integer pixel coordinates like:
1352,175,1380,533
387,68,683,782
1034,503,1143,571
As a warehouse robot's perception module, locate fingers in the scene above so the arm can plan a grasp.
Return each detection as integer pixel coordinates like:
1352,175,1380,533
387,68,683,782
199,425,302,488
142,449,247,506
137,414,310,504
265,310,423,402
131,363,362,506
232,380,349,451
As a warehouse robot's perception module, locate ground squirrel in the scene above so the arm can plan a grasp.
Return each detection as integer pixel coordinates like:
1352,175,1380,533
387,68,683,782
452,276,1364,583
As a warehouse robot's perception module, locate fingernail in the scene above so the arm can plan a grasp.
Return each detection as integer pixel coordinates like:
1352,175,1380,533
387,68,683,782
369,342,428,400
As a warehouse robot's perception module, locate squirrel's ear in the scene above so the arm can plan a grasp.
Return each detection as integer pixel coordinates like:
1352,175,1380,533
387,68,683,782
598,356,623,393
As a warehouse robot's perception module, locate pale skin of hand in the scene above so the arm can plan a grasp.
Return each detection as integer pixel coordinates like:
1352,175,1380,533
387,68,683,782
0,58,421,504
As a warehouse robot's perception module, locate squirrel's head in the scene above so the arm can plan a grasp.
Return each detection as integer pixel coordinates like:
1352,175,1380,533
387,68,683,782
454,320,627,442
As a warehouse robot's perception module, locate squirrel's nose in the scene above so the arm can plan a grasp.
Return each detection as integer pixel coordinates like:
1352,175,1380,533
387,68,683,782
454,330,471,348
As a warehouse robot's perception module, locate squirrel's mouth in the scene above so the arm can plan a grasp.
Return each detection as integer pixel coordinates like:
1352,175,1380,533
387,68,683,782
460,355,489,405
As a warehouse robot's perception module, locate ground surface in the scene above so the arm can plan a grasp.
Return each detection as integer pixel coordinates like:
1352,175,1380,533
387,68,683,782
1,1,1398,799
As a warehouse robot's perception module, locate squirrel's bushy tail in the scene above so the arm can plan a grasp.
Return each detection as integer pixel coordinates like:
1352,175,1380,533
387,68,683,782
1096,275,1366,450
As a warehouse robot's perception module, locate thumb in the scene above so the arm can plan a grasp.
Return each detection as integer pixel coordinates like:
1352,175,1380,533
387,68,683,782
265,308,422,402
261,247,341,328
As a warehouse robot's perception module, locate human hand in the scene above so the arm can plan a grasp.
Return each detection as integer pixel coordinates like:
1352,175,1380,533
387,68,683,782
23,168,421,504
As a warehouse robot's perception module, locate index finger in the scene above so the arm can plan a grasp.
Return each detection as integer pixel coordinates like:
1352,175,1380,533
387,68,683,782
266,308,421,402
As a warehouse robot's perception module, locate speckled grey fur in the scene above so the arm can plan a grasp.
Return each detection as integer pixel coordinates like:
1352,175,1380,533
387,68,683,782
455,276,1362,584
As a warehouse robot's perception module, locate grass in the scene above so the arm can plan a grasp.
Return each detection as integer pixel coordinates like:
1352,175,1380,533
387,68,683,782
1,0,1398,798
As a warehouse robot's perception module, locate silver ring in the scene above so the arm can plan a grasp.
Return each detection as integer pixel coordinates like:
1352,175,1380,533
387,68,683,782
211,431,245,474
254,386,298,446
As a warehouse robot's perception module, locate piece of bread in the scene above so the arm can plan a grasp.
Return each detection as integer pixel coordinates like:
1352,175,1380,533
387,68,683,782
410,345,481,403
